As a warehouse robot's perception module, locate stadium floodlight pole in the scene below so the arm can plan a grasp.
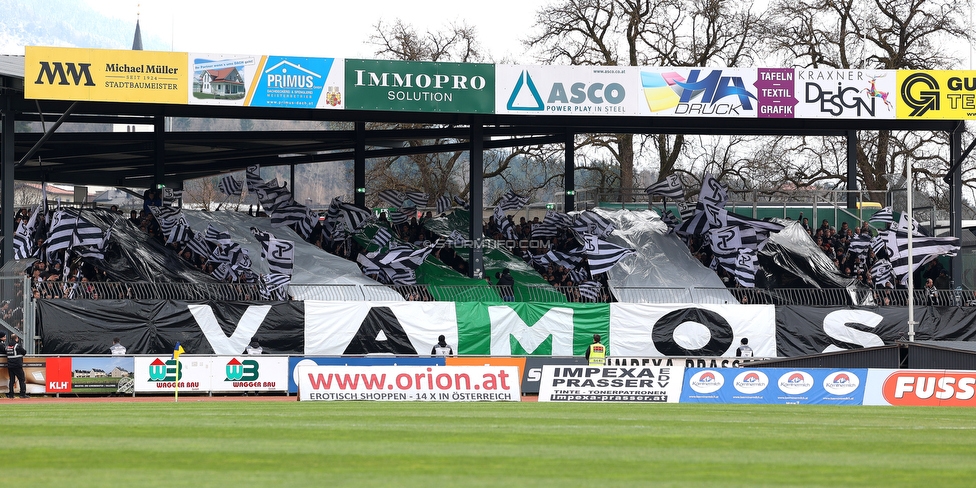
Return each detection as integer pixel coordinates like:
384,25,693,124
907,161,915,343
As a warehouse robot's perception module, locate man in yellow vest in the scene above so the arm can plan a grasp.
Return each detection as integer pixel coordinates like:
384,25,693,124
585,334,606,366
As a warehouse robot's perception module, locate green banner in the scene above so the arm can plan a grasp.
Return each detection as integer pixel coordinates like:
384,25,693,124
457,302,610,356
345,59,494,113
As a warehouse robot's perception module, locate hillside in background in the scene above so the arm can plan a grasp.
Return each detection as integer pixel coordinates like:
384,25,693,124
0,0,168,54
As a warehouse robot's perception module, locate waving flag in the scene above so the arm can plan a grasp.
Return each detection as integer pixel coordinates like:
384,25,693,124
173,342,185,361
645,174,684,200
218,174,243,196
583,235,635,276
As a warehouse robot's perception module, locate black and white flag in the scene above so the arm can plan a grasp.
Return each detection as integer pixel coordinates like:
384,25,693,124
645,174,684,200
204,224,232,245
218,174,243,196
871,258,894,287
266,237,295,276
573,211,614,238
579,280,602,301
185,231,211,259
498,190,529,212
377,190,404,207
246,165,262,193
734,248,759,288
370,226,394,249
583,235,635,276
868,206,895,225
403,190,429,207
436,195,452,215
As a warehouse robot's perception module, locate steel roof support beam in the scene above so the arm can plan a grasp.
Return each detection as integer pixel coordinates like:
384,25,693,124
468,117,484,280
950,123,964,288
1,86,15,264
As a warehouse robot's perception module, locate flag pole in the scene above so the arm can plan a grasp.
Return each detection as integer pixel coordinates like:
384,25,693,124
174,354,180,403
907,164,915,342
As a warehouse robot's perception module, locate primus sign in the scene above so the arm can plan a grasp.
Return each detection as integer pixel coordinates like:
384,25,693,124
344,59,494,113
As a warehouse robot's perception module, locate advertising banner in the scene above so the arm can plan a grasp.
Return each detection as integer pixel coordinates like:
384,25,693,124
344,59,494,113
637,67,759,117
247,55,343,109
37,299,305,356
134,356,211,393
863,369,976,407
793,69,897,119
188,53,261,106
605,356,748,369
610,303,776,357
210,356,289,393
897,70,976,119
26,46,188,103
297,365,521,401
520,356,587,394
304,301,458,356
537,364,685,402
755,68,797,118
43,356,135,395
0,358,47,395
495,65,639,116
457,302,609,356
287,356,444,393
680,368,866,405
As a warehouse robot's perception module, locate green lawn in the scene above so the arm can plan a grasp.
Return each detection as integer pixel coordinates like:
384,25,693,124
7,401,976,487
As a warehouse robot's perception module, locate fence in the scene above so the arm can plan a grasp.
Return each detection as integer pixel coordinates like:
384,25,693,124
26,280,976,308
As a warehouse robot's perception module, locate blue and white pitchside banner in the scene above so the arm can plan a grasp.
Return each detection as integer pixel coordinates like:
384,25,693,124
537,364,685,403
610,304,776,357
297,365,521,402
680,368,867,405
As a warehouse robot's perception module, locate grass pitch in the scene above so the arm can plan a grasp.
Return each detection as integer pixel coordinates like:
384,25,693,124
7,400,976,487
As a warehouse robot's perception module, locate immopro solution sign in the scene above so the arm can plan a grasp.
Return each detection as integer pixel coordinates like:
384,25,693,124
344,59,494,113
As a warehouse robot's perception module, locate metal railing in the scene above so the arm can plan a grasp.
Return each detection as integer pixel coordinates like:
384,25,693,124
26,280,976,307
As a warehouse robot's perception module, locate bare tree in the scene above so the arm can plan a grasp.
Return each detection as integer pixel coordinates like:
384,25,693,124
367,19,565,207
764,0,974,200
525,0,765,192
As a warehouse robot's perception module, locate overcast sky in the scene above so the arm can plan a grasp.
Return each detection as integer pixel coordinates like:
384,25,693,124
84,0,541,62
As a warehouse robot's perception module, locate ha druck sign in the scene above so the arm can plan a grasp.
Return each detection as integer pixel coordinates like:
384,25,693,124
537,365,685,403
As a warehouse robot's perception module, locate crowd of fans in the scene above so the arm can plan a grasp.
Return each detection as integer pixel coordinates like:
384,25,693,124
7,199,955,307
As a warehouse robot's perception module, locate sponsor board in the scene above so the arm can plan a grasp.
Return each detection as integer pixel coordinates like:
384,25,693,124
248,55,343,109
287,356,444,393
605,356,748,369
134,356,288,393
519,356,587,394
680,368,866,405
187,53,261,106
345,59,493,113
211,357,288,393
897,70,976,119
297,365,520,401
495,65,638,115
755,68,797,118
794,69,896,119
0,358,48,395
45,356,135,394
638,67,759,117
26,46,188,103
610,303,776,357
537,364,685,402
134,356,211,393
863,369,976,407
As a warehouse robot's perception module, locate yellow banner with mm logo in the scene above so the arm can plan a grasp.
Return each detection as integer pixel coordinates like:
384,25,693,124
25,46,188,104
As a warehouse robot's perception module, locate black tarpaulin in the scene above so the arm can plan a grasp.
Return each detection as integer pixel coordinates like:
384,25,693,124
758,221,855,289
